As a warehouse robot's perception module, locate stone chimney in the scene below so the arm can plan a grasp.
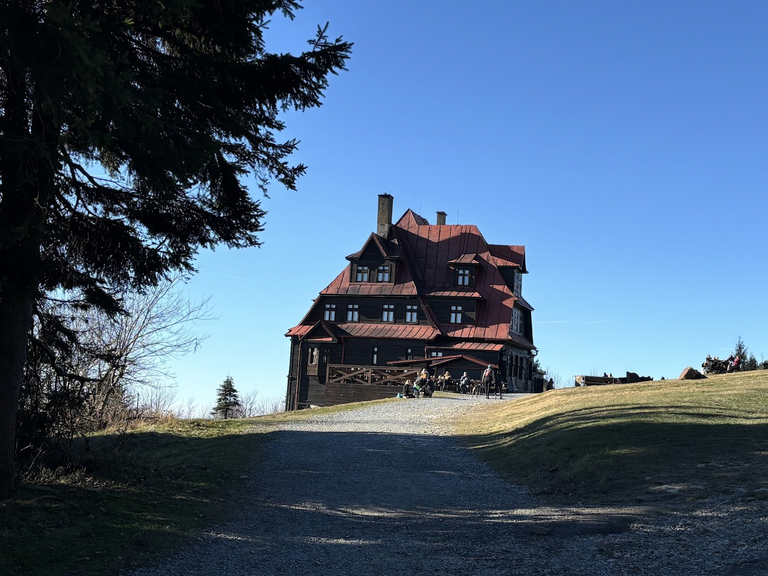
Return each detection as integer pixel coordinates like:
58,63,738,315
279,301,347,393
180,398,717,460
377,194,393,237
436,211,447,226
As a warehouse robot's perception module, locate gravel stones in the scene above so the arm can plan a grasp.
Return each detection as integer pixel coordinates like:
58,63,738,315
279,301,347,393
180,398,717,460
131,396,768,576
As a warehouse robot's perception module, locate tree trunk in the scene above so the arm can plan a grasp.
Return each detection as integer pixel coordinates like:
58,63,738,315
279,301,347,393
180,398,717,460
0,289,35,499
0,54,58,497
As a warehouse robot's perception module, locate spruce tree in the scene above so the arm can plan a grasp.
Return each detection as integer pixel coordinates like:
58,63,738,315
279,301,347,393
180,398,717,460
733,337,758,371
0,0,351,497
212,376,243,420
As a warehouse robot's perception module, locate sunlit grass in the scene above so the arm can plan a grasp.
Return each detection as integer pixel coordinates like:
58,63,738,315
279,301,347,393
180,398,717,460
455,371,768,503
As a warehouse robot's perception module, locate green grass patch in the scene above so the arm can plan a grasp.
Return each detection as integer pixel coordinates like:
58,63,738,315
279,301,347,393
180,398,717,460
455,371,768,504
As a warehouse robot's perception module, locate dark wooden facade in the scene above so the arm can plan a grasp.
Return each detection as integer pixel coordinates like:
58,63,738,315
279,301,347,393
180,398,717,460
285,195,537,410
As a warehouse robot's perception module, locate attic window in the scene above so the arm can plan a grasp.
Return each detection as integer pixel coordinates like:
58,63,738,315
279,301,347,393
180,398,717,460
512,308,523,334
323,303,336,322
405,305,418,323
355,265,370,282
450,305,463,324
456,268,472,286
381,304,395,322
514,271,522,296
346,304,359,322
377,264,391,282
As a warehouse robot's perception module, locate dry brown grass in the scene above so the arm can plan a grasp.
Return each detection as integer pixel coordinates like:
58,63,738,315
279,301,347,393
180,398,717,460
455,371,768,504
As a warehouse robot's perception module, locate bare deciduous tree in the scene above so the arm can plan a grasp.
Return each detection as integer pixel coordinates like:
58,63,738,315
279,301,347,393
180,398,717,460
16,277,213,466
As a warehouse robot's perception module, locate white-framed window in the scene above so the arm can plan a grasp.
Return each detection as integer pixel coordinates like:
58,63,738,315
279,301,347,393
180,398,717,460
309,347,318,365
381,304,395,322
346,303,359,322
514,271,522,297
457,268,471,286
377,264,391,282
355,265,369,282
372,346,378,365
405,304,418,323
430,351,443,357
512,308,523,335
323,303,336,321
450,304,463,324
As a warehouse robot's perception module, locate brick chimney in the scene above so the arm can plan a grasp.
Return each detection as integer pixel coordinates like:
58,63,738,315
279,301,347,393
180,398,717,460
436,211,447,225
377,194,393,237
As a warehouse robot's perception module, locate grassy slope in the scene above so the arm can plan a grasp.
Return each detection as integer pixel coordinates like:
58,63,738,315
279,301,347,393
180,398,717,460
0,400,384,576
455,371,768,504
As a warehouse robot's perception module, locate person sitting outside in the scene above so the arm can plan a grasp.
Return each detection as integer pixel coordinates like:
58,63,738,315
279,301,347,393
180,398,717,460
413,372,432,398
459,372,470,394
402,379,415,398
443,370,453,391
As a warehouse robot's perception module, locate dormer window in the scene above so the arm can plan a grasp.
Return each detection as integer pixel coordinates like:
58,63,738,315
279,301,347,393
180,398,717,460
381,304,395,322
323,303,336,321
377,264,391,282
405,305,418,323
346,304,359,322
512,308,523,334
450,305,463,324
514,271,522,296
456,268,472,286
355,265,369,282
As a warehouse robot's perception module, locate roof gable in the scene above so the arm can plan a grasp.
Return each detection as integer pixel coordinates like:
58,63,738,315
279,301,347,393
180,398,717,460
346,233,402,262
488,244,526,272
393,208,430,228
285,320,339,342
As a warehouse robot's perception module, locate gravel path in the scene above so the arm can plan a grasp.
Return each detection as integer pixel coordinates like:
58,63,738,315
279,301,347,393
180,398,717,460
131,396,768,576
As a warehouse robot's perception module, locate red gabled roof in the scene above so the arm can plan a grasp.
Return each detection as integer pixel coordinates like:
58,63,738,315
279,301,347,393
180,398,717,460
285,320,339,341
438,341,505,352
428,354,498,369
333,322,438,340
286,321,437,341
488,244,526,272
287,205,534,349
320,268,419,296
424,289,483,298
447,253,482,266
386,354,497,369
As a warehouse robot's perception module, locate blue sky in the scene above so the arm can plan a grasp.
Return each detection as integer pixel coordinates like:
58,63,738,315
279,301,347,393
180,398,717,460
165,0,768,410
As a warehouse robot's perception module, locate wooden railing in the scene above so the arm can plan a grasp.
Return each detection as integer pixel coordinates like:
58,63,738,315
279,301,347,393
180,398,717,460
326,364,420,386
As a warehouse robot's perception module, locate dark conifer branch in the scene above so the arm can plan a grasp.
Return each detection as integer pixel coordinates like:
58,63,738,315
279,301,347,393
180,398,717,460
0,0,351,497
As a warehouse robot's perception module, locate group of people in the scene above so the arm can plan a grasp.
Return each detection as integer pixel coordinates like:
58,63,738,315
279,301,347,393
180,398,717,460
402,369,435,398
402,366,503,399
702,354,741,375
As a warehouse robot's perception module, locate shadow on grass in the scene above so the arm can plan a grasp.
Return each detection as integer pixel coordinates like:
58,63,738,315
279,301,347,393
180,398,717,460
1,425,267,576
